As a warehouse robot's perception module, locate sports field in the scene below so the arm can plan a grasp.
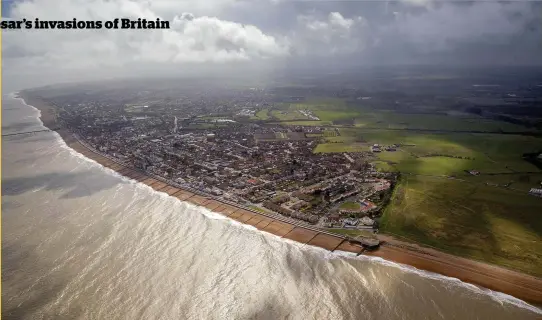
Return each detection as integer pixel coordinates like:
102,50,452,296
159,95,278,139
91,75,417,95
339,202,361,210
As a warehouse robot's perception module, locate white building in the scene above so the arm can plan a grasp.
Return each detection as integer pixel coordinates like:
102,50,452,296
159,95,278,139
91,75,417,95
360,216,374,226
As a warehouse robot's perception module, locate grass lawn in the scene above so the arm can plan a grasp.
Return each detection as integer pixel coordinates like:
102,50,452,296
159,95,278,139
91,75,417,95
323,130,339,137
339,201,361,210
394,157,474,176
249,206,269,213
285,97,536,133
289,99,362,122
306,133,323,138
313,143,366,153
279,121,332,126
254,109,269,120
467,173,542,192
380,175,542,277
373,161,398,172
361,112,531,132
271,110,310,121
360,130,542,175
314,110,361,122
324,136,358,143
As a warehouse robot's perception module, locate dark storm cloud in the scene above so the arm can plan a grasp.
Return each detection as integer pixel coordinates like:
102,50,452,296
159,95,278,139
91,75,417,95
2,0,541,89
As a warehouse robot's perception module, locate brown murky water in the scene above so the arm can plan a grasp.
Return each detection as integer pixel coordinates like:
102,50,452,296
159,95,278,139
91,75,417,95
2,94,541,319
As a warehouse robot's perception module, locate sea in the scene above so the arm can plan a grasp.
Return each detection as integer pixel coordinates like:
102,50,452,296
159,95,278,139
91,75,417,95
2,93,542,320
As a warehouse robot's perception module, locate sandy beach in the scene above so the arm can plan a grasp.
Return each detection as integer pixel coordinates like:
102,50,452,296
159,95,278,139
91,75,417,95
20,92,542,306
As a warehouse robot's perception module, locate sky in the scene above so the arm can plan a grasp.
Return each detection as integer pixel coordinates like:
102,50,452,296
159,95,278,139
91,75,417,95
2,0,542,90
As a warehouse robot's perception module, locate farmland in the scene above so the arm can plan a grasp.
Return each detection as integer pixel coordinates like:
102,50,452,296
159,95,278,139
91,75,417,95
274,98,538,132
313,142,366,153
252,109,270,120
276,99,542,275
380,175,542,277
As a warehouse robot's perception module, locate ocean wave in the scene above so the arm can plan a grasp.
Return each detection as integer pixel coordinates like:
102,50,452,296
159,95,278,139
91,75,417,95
331,252,542,315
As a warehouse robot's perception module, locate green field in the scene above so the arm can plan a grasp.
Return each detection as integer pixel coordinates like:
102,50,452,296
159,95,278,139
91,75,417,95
380,175,542,277
353,112,531,132
306,133,323,138
270,110,310,121
323,130,339,137
467,173,542,192
339,202,361,210
313,128,541,178
279,97,542,275
252,109,270,120
282,98,535,132
373,161,398,172
274,96,541,133
313,143,366,153
249,206,269,213
366,130,542,275
289,99,362,123
279,120,332,126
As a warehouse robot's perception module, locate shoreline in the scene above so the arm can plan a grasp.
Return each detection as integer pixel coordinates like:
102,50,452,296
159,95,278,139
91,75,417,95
17,92,542,309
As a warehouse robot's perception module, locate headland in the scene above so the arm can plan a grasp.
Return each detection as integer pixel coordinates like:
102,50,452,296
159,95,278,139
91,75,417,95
19,92,542,307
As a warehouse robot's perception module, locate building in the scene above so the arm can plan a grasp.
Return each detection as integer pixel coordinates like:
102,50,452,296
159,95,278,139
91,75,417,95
360,200,377,212
360,216,374,226
343,218,359,226
529,188,542,197
206,133,216,142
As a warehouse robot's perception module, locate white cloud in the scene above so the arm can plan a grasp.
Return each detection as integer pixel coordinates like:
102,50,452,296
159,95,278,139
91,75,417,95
3,0,288,74
388,2,533,52
2,0,539,90
293,12,368,55
399,0,432,8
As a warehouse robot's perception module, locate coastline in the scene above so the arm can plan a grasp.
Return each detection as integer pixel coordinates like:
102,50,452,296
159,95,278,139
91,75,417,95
17,92,542,308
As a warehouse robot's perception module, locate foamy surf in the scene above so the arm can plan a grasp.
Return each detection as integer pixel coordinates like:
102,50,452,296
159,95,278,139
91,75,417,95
63,143,542,315
337,253,542,315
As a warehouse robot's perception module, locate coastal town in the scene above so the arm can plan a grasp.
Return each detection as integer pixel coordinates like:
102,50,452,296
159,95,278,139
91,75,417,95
6,0,542,314
27,84,399,237
16,70,542,306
